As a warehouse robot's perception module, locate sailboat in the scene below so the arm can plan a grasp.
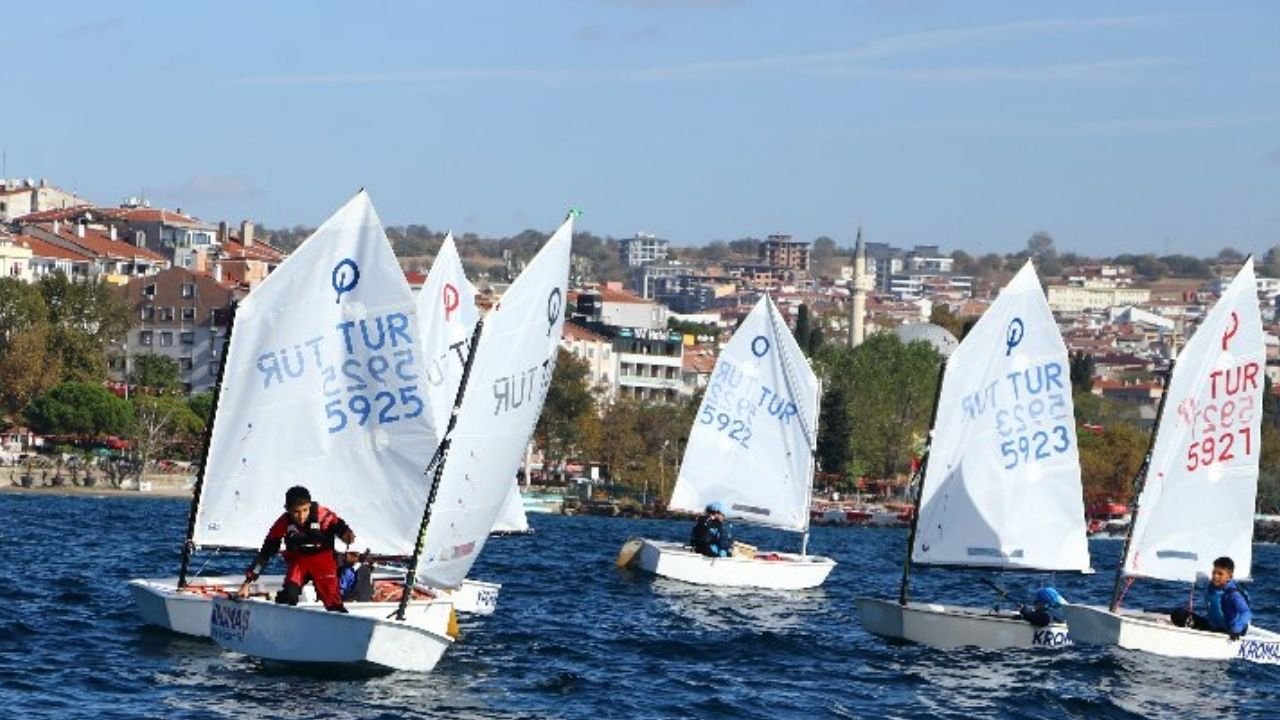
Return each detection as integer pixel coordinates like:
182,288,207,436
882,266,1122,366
1062,258,1280,662
209,210,573,671
856,260,1092,648
618,294,836,590
129,205,492,638
492,477,533,535
415,232,529,539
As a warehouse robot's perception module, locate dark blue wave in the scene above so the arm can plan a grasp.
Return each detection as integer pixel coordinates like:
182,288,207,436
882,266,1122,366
3,494,1279,719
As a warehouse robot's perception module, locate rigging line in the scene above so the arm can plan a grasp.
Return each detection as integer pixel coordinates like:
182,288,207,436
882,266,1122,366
765,294,817,451
178,300,239,589
396,317,486,622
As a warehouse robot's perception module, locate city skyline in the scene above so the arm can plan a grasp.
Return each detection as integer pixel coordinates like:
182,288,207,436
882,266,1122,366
5,1,1278,256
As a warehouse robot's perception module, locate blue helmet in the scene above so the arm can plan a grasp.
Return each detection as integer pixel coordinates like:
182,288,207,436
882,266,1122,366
1035,587,1066,608
706,501,726,515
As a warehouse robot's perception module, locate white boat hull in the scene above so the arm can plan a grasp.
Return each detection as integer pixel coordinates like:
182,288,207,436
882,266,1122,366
625,539,835,590
1062,603,1280,663
129,574,499,637
209,595,454,672
855,597,1072,649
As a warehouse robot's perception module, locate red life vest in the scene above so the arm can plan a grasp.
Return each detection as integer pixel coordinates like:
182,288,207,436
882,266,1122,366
283,502,338,555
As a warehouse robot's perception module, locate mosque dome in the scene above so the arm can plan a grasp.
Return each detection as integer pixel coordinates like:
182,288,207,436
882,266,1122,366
892,322,960,357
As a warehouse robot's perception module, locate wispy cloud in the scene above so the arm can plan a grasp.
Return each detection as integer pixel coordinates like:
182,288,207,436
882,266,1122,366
230,14,1184,87
575,24,662,43
884,112,1280,137
154,174,264,205
825,58,1179,83
613,0,741,8
59,16,124,38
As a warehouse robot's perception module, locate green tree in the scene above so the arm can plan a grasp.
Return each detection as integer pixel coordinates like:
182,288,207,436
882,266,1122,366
534,350,596,474
816,333,942,478
126,395,204,485
0,323,63,415
37,273,130,381
1069,352,1096,392
929,305,966,340
24,381,134,437
795,305,812,356
816,383,852,476
0,277,48,343
130,353,182,392
188,391,215,427
810,236,839,277
1078,421,1148,504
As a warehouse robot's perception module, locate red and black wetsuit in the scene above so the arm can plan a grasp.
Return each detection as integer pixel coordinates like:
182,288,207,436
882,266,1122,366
244,502,353,610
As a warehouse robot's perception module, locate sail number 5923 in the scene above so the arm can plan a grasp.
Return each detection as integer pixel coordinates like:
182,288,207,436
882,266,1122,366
999,426,1071,470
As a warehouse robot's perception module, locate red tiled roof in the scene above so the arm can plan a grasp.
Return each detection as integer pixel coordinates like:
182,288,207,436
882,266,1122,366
19,233,92,262
34,223,167,263
598,287,649,304
13,206,97,223
562,321,608,343
222,238,285,262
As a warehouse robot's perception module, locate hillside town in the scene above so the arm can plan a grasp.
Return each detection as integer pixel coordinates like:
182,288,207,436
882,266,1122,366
3,177,1280,525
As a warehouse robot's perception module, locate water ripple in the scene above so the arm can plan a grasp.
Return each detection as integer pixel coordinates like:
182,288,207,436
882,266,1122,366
4,496,1280,718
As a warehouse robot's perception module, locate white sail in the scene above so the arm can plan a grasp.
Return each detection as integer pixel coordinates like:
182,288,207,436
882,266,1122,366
669,294,818,533
194,191,437,556
1123,259,1263,582
414,233,480,438
416,216,572,588
491,479,531,534
912,260,1090,572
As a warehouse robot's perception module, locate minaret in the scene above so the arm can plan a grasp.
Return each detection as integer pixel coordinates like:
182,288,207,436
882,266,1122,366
850,227,868,347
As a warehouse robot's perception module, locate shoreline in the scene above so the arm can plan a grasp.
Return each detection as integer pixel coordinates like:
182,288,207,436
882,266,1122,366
0,466,192,499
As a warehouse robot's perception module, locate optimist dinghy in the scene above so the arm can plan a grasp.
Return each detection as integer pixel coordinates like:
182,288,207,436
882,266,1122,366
855,260,1092,649
619,294,835,590
129,207,498,641
1062,258,1280,663
206,204,573,672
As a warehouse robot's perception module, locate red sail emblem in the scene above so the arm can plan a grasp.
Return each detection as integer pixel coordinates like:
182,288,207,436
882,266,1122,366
1222,311,1239,351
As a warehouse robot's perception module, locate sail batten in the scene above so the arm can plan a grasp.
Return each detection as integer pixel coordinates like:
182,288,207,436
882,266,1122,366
1122,259,1263,583
911,260,1091,572
669,295,819,533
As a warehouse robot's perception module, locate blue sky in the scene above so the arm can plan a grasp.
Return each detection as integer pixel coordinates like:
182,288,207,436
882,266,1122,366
6,1,1279,256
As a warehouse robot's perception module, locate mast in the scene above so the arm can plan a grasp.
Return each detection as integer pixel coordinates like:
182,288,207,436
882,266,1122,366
396,318,485,621
898,357,948,606
1108,359,1177,612
801,376,821,557
178,299,239,588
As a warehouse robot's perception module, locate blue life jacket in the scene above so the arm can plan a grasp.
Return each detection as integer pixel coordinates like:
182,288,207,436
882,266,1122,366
1206,580,1252,634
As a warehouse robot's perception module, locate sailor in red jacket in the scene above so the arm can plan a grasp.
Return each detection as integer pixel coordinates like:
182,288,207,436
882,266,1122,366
235,485,356,612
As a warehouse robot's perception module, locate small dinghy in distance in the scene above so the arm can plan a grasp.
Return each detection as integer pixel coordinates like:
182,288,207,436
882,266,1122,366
856,260,1092,649
1062,258,1280,663
620,294,836,590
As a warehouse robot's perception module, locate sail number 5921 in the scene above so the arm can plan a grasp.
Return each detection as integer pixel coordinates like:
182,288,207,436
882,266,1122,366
1186,428,1252,471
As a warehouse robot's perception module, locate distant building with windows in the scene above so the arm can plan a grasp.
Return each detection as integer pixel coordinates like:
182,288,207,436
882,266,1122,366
619,232,670,268
760,234,810,275
117,267,239,394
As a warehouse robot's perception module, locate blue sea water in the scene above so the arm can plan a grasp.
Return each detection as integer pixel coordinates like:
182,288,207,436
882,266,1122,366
3,492,1280,719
